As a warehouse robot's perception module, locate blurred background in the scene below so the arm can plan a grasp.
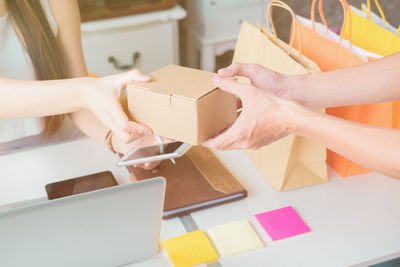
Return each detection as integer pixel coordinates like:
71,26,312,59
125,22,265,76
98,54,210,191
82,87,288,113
273,0,400,42
77,0,400,75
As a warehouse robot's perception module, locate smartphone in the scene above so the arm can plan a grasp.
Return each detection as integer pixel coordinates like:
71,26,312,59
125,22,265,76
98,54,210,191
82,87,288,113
45,171,118,200
117,141,191,167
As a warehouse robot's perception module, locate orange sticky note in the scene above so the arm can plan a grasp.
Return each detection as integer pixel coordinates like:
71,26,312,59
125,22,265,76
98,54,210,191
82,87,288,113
161,230,219,267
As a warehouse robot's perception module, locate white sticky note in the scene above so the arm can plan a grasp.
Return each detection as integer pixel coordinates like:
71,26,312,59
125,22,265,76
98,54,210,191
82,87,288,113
207,220,264,257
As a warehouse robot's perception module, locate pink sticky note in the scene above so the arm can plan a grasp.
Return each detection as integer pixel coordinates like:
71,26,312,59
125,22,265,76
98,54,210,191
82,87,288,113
255,206,310,241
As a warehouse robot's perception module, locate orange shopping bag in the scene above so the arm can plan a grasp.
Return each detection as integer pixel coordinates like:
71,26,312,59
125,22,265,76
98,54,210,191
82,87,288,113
343,0,400,131
291,0,394,178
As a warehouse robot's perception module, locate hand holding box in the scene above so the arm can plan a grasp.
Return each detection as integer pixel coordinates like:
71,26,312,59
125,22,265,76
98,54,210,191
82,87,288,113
127,65,237,145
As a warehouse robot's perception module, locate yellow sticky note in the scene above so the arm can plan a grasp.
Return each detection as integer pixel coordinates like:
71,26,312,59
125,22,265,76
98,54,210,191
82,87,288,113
207,220,264,257
161,230,218,267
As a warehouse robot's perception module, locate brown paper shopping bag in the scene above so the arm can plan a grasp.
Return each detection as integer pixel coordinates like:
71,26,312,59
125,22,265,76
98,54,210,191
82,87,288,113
232,0,327,191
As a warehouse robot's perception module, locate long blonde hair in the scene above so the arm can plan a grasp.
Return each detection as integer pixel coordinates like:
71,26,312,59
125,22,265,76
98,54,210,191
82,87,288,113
7,0,66,137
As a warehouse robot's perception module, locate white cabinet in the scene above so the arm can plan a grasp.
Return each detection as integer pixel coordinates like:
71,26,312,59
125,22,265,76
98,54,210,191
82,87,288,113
81,6,186,76
183,0,268,72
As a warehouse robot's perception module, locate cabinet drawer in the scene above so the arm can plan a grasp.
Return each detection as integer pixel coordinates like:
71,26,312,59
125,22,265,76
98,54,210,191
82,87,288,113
82,22,176,76
212,3,264,39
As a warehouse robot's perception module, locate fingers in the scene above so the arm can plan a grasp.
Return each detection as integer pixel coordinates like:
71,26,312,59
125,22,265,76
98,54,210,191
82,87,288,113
109,69,151,91
108,100,136,141
213,75,251,100
206,76,258,150
87,69,152,144
218,63,264,80
133,161,160,170
144,161,161,170
129,69,151,83
108,99,152,143
101,113,130,145
124,121,153,139
202,118,244,150
107,110,150,144
125,135,162,170
202,128,236,150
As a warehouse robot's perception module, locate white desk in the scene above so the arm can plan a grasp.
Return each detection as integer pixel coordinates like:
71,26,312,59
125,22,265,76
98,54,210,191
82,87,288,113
0,138,182,267
1,138,399,267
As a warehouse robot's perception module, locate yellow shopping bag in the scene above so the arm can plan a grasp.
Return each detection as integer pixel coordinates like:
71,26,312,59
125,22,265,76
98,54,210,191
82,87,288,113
343,0,400,130
342,0,400,57
360,2,398,34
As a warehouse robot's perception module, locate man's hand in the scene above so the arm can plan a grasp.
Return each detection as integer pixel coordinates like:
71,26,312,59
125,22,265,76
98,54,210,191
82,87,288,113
202,74,307,150
217,62,293,100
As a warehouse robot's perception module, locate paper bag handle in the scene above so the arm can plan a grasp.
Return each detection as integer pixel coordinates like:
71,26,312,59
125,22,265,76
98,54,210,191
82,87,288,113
266,0,302,54
366,0,387,23
311,0,352,47
364,0,400,36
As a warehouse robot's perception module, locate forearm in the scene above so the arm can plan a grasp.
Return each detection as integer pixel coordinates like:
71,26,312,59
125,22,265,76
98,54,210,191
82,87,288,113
72,108,140,155
286,53,400,108
0,76,111,147
294,109,400,178
71,110,108,143
0,77,89,118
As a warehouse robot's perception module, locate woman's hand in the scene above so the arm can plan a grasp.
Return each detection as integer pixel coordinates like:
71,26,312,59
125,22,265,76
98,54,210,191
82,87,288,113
202,75,309,150
81,69,152,143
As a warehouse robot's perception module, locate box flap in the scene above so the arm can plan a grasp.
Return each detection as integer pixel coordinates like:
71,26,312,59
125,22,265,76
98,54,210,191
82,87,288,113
129,65,217,100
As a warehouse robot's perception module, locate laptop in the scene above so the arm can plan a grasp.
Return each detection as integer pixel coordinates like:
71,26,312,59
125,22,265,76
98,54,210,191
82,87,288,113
0,177,166,267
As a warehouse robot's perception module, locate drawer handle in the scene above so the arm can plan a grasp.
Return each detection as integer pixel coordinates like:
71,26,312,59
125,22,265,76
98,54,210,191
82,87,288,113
108,52,141,71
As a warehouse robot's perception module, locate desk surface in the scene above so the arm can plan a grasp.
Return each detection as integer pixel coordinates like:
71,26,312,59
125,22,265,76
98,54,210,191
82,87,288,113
0,138,399,267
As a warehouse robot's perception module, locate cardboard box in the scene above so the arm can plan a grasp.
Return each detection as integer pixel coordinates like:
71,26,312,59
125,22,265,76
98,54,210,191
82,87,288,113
127,65,237,145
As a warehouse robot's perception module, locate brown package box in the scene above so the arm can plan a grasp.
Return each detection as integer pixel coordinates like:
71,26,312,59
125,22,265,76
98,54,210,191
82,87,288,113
127,65,237,145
